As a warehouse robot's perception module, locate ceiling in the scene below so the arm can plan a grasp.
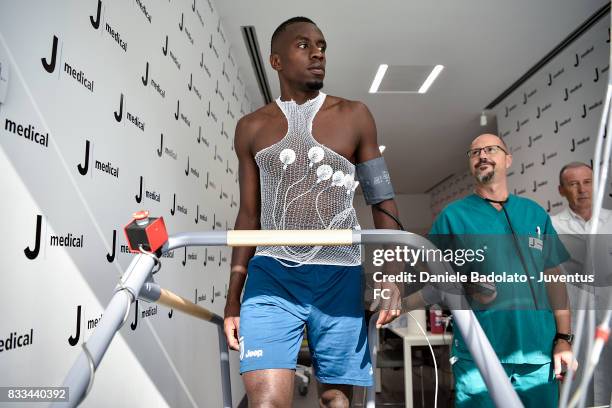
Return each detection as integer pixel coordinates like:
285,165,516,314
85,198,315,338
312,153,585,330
215,0,608,193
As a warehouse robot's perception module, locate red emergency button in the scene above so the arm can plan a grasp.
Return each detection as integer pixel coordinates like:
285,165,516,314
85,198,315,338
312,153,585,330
133,210,149,220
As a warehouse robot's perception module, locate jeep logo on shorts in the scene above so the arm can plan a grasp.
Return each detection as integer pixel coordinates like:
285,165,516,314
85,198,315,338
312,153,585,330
245,349,263,358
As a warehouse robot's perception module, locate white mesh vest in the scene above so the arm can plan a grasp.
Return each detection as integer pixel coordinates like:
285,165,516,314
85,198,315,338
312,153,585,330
254,92,362,266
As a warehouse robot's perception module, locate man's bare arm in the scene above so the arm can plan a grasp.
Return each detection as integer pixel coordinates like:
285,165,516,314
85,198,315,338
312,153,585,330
543,266,571,331
354,102,402,326
224,116,261,349
354,102,401,230
544,266,577,377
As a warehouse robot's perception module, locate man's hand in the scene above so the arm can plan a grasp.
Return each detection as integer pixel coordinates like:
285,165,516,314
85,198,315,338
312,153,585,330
370,281,402,328
553,340,578,380
224,300,241,351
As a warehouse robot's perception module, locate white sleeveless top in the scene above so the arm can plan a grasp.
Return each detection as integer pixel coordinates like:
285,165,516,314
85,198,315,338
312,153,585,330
253,92,362,266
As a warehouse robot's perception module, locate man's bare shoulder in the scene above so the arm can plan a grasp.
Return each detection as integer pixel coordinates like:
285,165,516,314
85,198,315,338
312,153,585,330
324,95,371,118
236,102,279,133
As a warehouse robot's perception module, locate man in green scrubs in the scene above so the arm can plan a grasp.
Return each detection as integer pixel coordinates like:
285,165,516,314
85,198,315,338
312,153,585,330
429,133,577,407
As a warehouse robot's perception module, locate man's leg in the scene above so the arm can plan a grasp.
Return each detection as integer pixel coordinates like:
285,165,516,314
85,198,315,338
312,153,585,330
307,263,373,407
239,256,310,407
243,369,295,408
317,382,353,408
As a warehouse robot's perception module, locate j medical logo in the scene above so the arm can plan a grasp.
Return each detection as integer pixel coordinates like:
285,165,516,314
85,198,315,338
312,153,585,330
114,93,145,131
553,117,571,135
527,134,543,148
157,134,178,160
134,176,161,204
163,35,182,70
522,88,537,104
175,99,191,127
595,64,609,83
42,35,94,92
179,13,194,45
130,300,157,330
77,140,119,179
193,0,204,27
515,117,529,133
546,200,563,213
520,162,534,175
541,151,558,166
529,236,543,251
211,284,222,303
185,155,200,177
570,136,591,152
578,45,594,65
209,34,219,59
207,100,218,122
535,103,551,120
222,62,230,83
170,193,188,216
194,204,208,224
547,67,565,87
24,213,84,259
563,82,583,102
583,99,603,119
142,62,166,98
532,179,548,193
90,2,127,52
215,80,225,101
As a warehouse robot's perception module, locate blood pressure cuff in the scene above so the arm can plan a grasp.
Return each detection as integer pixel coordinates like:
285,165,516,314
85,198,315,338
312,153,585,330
355,157,395,205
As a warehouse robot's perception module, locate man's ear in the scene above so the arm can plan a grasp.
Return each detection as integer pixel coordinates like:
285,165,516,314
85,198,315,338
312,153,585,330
505,153,513,169
558,184,566,198
270,53,282,72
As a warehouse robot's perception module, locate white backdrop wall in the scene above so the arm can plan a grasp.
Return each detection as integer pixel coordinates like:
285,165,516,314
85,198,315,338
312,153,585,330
0,0,252,406
431,14,611,218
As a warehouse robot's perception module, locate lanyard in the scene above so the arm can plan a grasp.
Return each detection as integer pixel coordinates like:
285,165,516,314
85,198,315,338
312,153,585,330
483,196,540,309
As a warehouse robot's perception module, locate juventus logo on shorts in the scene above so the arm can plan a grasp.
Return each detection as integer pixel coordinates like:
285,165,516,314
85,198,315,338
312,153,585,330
239,336,244,361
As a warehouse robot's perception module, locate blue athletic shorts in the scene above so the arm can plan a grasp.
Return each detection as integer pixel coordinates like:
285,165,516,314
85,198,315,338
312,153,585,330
239,255,373,386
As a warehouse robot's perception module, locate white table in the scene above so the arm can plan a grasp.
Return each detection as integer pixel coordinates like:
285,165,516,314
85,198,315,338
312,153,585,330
389,327,450,408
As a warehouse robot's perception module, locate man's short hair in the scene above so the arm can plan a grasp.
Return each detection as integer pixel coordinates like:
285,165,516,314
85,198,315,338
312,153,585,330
559,161,592,186
271,16,317,53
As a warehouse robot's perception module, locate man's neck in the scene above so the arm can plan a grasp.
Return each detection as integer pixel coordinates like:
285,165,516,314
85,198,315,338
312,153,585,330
279,83,320,104
570,205,592,222
474,181,509,209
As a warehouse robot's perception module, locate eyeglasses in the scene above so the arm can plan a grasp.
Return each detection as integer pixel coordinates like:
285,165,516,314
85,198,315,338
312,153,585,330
466,145,508,159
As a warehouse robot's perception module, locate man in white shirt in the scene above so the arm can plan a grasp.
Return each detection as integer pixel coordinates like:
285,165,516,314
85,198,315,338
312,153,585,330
551,161,612,406
552,162,612,235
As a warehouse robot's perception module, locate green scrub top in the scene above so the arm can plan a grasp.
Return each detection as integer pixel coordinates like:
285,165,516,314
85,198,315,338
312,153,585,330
429,194,569,364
